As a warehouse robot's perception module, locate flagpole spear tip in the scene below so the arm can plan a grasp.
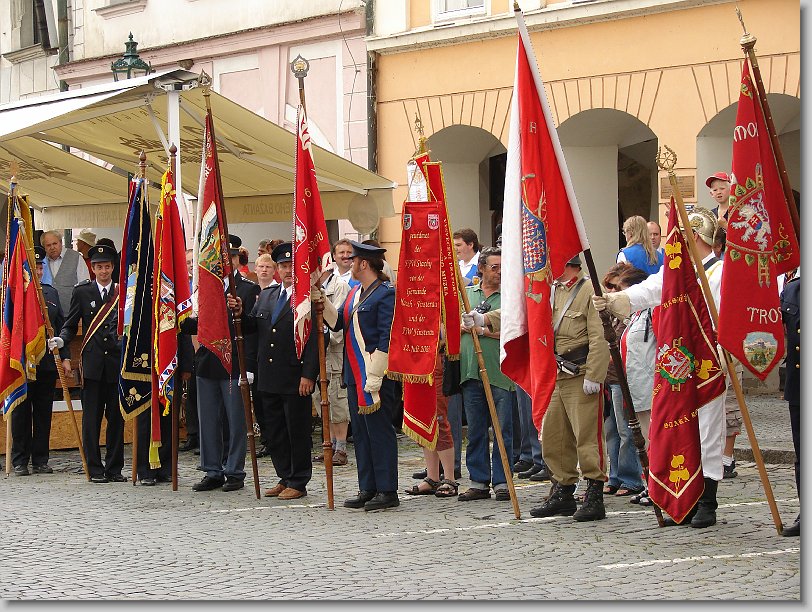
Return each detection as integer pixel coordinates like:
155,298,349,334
169,143,177,157
655,145,677,175
414,113,428,154
735,6,757,48
514,1,521,12
138,150,147,178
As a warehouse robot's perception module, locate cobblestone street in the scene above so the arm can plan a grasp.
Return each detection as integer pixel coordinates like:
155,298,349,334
0,392,800,600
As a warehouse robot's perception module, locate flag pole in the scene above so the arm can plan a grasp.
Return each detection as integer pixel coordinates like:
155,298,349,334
3,182,11,476
131,151,149,487
169,143,180,493
735,8,800,240
201,87,262,501
8,182,90,480
656,145,783,535
292,56,335,510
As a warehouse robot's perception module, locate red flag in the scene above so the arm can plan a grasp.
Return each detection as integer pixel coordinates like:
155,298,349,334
292,106,332,359
717,60,800,380
500,13,589,432
648,200,727,523
197,112,233,374
0,203,46,418
150,167,192,467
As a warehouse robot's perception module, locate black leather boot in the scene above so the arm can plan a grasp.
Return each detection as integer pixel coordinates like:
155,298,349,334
530,482,577,518
691,477,719,528
573,479,606,522
663,504,697,526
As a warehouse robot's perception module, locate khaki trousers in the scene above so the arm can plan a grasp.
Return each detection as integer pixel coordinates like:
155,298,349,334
541,376,607,486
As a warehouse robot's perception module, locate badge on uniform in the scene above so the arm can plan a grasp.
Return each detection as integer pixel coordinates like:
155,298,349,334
90,300,96,308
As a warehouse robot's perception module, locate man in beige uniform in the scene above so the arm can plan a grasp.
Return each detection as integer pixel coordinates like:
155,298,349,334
530,255,610,521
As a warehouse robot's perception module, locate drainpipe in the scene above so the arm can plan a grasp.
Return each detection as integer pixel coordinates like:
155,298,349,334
57,0,68,93
366,0,377,174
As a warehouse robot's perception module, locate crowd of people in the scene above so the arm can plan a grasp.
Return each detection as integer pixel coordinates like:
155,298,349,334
7,171,799,535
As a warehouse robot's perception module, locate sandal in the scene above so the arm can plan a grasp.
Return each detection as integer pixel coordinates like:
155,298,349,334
603,484,620,495
616,486,645,497
405,477,440,495
629,489,649,504
434,479,459,498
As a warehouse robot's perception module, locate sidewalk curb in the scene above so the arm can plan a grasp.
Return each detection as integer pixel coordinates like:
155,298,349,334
734,448,796,465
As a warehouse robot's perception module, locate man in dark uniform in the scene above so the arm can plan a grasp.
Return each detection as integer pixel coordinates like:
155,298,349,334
781,274,800,537
57,243,125,483
319,241,400,511
234,242,319,500
11,246,70,476
181,234,259,493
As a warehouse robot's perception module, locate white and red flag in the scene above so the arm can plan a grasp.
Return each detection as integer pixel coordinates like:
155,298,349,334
292,106,332,359
500,9,590,432
717,59,800,380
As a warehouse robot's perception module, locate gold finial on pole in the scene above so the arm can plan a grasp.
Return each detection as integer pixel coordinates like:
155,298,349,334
735,6,756,47
514,1,521,12
138,150,147,178
414,113,428,155
655,144,678,176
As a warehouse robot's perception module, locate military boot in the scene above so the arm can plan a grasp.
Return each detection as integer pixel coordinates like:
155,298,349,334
573,479,606,522
691,477,719,528
530,481,577,518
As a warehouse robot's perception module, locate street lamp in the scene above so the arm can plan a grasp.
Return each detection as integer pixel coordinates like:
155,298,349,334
110,33,153,81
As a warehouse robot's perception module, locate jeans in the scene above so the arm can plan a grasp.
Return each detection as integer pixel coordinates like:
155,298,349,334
516,386,545,468
607,384,644,489
447,393,463,474
462,380,513,488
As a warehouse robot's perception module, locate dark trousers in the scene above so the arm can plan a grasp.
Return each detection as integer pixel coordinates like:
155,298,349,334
262,391,313,491
136,401,171,481
347,377,398,493
185,371,198,441
11,372,58,468
253,382,270,447
789,401,800,495
81,378,124,478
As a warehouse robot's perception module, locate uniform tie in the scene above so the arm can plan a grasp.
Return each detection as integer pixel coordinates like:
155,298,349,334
272,288,288,322
101,287,108,303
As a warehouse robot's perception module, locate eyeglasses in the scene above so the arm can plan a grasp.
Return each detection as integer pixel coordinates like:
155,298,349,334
485,264,501,271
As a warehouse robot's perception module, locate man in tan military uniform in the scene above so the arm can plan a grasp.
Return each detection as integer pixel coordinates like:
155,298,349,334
530,254,610,521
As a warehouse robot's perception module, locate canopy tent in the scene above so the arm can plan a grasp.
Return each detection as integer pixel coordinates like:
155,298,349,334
0,69,396,231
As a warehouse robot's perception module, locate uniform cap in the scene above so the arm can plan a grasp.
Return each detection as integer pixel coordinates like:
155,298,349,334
705,172,730,188
33,246,46,263
349,240,386,259
688,207,718,245
228,234,242,255
566,254,582,267
271,241,293,263
88,244,116,263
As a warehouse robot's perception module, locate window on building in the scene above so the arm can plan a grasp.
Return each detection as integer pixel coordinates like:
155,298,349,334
8,0,55,52
435,0,486,21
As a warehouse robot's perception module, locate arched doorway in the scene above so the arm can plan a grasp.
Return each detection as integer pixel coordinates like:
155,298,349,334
697,94,800,211
427,125,507,249
557,108,659,271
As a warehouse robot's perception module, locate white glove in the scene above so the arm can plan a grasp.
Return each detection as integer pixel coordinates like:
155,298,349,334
246,372,255,385
583,379,601,395
462,310,485,329
47,337,64,350
591,292,631,319
364,373,383,395
310,287,325,303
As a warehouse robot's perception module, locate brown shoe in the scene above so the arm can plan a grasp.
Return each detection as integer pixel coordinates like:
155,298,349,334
332,449,348,466
278,487,307,500
264,483,286,497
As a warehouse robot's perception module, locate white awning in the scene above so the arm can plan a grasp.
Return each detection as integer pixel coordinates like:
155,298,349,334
0,69,396,230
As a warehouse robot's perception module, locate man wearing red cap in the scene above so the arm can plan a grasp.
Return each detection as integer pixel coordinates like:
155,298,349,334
706,171,731,229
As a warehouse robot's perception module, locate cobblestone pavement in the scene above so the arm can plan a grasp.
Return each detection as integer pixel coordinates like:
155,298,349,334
0,393,799,600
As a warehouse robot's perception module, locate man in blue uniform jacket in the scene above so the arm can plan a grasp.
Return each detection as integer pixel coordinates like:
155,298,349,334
11,246,70,476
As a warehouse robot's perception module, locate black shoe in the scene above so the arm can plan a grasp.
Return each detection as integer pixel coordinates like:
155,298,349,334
495,488,511,501
529,466,552,482
32,464,53,474
156,474,172,483
513,459,533,473
13,465,29,476
90,475,109,483
222,476,244,492
573,479,606,522
344,490,376,509
782,515,800,537
364,492,400,511
723,459,738,479
255,446,270,459
691,478,719,528
179,438,199,452
192,476,225,491
663,506,698,526
107,474,128,483
194,448,200,456
140,477,156,486
519,465,543,479
530,483,576,517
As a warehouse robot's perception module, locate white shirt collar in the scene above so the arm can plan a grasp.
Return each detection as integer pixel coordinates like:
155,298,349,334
96,280,113,294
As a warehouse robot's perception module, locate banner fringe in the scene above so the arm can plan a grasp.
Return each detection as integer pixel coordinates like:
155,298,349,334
149,441,162,470
358,401,381,415
385,371,433,385
402,422,438,451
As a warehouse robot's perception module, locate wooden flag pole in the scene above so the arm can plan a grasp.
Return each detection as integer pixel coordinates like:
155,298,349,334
3,181,12,476
202,87,261,501
292,55,335,510
8,182,90,480
657,145,783,535
169,144,181,493
736,8,800,240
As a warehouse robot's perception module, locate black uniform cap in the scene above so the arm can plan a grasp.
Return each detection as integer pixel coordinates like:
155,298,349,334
271,242,293,264
228,234,242,256
33,246,46,263
89,244,116,263
349,240,386,260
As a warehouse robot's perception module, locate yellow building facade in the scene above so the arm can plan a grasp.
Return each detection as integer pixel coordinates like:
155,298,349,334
369,0,800,272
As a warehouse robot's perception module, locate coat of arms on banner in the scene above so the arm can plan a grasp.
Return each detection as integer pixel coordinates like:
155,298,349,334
428,213,439,230
403,213,412,230
742,331,778,373
657,338,694,389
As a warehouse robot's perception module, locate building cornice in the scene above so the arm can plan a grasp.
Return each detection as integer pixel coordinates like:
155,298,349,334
366,0,731,54
3,44,56,64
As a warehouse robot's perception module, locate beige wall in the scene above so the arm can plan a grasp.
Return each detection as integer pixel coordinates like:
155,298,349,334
373,0,800,273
